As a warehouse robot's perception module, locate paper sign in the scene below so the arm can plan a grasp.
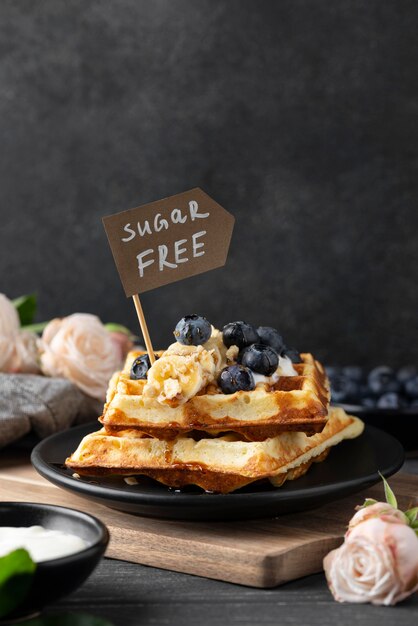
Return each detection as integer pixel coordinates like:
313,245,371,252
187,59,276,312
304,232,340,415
102,188,235,296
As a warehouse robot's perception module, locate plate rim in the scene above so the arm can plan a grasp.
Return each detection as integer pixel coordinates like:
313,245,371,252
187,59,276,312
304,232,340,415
31,422,405,508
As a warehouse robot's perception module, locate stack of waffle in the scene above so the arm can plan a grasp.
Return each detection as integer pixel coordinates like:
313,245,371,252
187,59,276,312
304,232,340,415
66,328,364,493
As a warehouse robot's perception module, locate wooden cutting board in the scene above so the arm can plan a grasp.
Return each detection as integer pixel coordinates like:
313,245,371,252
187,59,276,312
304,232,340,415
0,449,417,588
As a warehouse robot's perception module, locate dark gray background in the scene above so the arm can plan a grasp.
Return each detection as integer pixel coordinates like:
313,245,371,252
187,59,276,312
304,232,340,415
1,0,417,366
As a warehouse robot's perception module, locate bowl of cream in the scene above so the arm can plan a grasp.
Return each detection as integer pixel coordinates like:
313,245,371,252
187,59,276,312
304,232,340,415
0,502,109,620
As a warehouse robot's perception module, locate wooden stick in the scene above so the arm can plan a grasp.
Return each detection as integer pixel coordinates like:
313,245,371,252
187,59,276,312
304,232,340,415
132,294,155,364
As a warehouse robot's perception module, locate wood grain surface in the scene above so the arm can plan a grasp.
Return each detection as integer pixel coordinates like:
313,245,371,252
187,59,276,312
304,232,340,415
47,558,418,626
0,450,417,588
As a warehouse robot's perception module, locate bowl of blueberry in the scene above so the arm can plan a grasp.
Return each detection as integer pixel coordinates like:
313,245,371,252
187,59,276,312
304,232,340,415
327,365,418,449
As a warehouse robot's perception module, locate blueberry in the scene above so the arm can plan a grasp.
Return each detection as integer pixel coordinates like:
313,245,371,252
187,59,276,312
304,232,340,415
281,347,302,364
325,366,341,380
367,366,400,395
361,397,376,408
130,354,158,380
239,344,279,376
330,375,359,403
377,392,404,409
405,375,418,399
222,321,259,350
397,366,417,384
174,315,212,346
342,366,364,382
257,326,285,354
218,365,255,394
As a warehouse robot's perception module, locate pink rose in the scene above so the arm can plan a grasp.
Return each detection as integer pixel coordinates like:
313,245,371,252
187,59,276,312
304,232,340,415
40,313,122,400
0,293,21,371
0,294,40,373
349,502,408,529
324,518,418,605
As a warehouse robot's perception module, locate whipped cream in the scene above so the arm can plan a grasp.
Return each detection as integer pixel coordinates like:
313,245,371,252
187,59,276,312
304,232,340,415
251,372,278,386
0,526,87,563
278,355,298,376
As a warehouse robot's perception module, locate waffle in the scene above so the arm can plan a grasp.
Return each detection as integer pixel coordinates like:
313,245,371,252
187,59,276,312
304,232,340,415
66,407,363,493
99,351,330,441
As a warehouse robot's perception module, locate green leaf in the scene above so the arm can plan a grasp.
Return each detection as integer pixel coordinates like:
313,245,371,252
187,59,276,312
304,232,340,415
104,323,132,336
379,471,397,509
410,520,418,529
21,321,49,335
405,507,418,523
0,548,36,618
12,294,37,326
23,612,115,626
362,498,378,507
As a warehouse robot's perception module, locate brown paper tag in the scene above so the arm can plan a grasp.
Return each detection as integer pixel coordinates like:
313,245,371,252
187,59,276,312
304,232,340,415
102,188,235,296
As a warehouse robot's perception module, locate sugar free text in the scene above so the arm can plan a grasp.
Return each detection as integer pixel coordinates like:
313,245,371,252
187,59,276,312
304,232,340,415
135,231,206,277
120,200,209,278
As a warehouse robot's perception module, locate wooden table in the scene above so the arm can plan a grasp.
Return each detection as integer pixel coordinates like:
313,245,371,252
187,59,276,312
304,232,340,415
4,454,418,625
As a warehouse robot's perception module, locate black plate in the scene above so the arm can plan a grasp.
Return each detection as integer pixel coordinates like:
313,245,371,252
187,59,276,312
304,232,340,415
334,402,418,450
31,422,404,521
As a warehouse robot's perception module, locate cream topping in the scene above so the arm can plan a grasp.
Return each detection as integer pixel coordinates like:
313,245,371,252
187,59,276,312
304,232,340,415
0,526,87,563
142,327,297,403
279,355,297,376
